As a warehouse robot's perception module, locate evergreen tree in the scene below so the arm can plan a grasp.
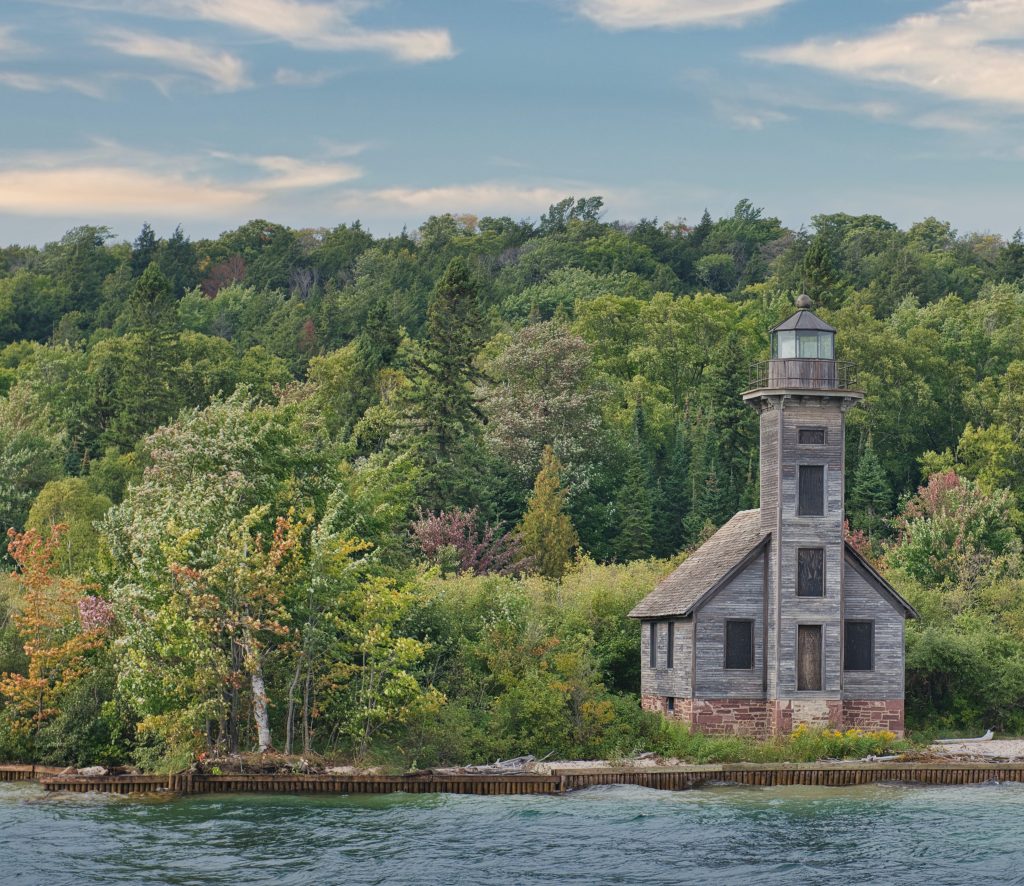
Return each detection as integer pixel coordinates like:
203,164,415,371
613,451,654,561
157,225,199,297
130,223,158,278
122,263,176,333
653,421,691,556
398,257,485,508
684,429,730,543
519,446,579,580
848,441,893,541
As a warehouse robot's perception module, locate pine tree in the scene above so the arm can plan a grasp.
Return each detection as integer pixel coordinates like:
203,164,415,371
614,451,655,561
653,421,691,556
130,222,157,278
399,257,485,508
519,446,579,580
122,263,176,333
848,441,893,541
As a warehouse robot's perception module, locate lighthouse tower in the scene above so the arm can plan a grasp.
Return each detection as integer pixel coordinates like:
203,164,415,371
742,294,862,729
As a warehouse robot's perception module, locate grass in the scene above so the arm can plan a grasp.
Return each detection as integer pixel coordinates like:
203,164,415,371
648,721,916,764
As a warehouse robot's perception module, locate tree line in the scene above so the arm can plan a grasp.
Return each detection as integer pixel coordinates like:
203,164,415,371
3,197,1024,767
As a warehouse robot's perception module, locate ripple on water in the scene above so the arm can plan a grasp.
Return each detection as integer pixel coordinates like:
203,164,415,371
4,781,1024,885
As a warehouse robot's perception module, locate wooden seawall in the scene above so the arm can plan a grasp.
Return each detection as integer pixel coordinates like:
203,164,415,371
5,762,1024,796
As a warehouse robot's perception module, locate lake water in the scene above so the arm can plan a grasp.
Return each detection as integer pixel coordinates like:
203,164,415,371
3,780,1024,885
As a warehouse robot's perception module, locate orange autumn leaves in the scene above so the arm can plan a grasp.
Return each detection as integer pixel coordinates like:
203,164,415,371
0,526,108,735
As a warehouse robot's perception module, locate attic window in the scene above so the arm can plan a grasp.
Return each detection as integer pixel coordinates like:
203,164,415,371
844,621,874,671
725,620,753,670
799,428,826,445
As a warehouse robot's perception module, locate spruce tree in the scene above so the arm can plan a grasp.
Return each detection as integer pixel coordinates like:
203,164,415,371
653,421,691,556
848,441,893,541
130,222,157,278
614,451,655,561
519,446,579,580
399,257,485,508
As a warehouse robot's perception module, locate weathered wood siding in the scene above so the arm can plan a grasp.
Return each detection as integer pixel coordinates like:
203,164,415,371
694,554,766,698
639,617,692,699
842,554,905,700
759,407,779,535
774,398,845,700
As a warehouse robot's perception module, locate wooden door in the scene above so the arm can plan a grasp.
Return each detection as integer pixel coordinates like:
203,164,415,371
797,625,822,690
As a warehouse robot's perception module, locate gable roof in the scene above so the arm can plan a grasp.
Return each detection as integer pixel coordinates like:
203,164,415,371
629,510,768,619
844,543,919,618
771,309,836,333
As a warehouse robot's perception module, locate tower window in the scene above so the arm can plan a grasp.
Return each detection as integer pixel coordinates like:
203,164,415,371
844,621,874,671
725,620,754,670
797,548,825,597
798,465,825,516
798,428,826,445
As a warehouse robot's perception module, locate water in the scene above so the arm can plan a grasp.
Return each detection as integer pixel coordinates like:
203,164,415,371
3,781,1024,886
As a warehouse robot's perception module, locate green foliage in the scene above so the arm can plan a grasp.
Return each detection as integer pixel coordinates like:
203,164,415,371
519,447,579,580
7,202,1024,765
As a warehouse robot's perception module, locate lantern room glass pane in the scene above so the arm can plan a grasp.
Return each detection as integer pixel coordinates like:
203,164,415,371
819,333,834,359
775,330,796,358
797,331,819,358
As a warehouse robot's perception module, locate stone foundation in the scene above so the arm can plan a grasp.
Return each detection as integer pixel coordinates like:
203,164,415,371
642,695,905,737
842,699,904,734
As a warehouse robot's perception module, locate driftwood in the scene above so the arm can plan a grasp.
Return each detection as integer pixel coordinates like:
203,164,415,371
934,729,994,744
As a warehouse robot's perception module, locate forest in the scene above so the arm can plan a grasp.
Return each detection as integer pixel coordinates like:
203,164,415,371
2,197,1024,770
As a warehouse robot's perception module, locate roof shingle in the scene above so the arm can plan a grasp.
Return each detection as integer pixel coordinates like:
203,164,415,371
629,510,768,619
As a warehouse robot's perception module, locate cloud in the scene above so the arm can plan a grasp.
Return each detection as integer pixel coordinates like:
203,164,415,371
0,71,106,98
46,0,455,62
0,167,257,216
753,0,1024,110
274,67,332,87
237,153,362,188
576,0,792,30
910,111,990,133
352,183,585,215
95,29,250,90
0,144,365,217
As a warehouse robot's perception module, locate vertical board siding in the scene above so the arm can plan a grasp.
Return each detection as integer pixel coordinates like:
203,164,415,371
842,555,905,699
775,399,845,700
640,618,692,699
695,556,766,698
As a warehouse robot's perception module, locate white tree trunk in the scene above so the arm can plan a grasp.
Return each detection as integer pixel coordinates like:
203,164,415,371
251,664,273,753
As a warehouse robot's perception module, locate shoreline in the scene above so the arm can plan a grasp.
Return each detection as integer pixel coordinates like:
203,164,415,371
6,758,1024,797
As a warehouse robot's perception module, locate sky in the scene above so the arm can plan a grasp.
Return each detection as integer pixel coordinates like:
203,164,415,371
2,0,1024,244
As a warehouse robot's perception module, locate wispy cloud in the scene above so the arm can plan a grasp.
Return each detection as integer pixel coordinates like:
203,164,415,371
95,29,250,91
0,71,106,98
753,0,1024,110
576,0,792,30
0,24,37,54
274,67,333,87
0,142,365,217
351,182,586,215
45,0,455,62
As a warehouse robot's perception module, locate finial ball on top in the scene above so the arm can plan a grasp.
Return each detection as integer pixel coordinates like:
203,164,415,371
795,293,813,309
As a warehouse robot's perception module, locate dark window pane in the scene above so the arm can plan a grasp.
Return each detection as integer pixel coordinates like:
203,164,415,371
798,465,825,516
799,428,826,445
797,548,825,597
667,696,675,713
725,620,753,670
649,622,657,668
845,621,874,671
667,622,674,669
797,625,823,690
